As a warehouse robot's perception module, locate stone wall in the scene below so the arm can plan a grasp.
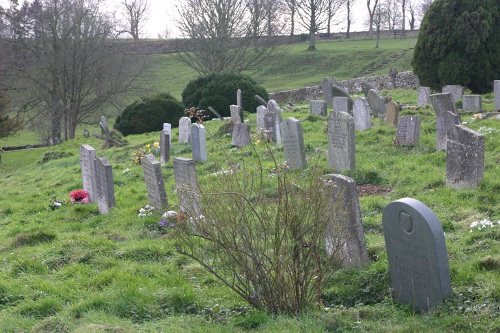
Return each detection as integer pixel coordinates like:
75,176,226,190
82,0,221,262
268,71,418,104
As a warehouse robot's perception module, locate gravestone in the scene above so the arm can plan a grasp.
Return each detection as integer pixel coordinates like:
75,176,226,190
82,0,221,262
160,130,170,164
495,80,500,111
436,112,460,151
430,93,458,116
389,67,398,88
141,154,168,210
323,174,368,267
361,82,374,97
328,111,355,171
179,117,191,143
442,85,464,103
395,116,421,146
207,106,223,120
446,125,484,189
385,102,400,127
232,123,251,147
418,87,431,106
264,113,280,144
92,116,124,147
366,89,386,116
353,98,371,131
363,98,372,115
256,105,268,131
280,118,307,169
191,124,207,163
83,129,89,138
79,144,97,202
267,100,282,122
333,96,350,113
255,94,267,106
95,157,115,214
310,100,327,116
237,89,242,109
163,123,172,146
230,104,242,124
322,77,334,106
382,198,452,312
331,83,353,110
462,95,482,112
173,157,200,215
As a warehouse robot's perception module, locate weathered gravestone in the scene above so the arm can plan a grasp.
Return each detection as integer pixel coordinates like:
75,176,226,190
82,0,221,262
280,118,307,169
79,144,97,202
264,112,280,144
267,100,282,122
191,124,207,163
256,105,268,130
395,116,421,146
446,125,484,189
141,154,168,210
178,117,191,143
95,157,115,214
92,116,124,148
353,98,371,131
418,87,431,106
462,95,482,112
366,89,386,117
333,96,350,113
310,100,327,116
328,111,355,171
173,157,200,215
255,94,267,106
237,89,242,109
382,198,452,312
207,106,223,120
230,105,242,124
322,77,334,106
160,130,170,164
323,174,369,267
495,80,500,111
232,123,251,147
436,112,460,152
163,123,172,146
430,93,458,116
442,85,464,103
331,83,353,110
385,102,400,127
361,82,374,98
389,67,398,88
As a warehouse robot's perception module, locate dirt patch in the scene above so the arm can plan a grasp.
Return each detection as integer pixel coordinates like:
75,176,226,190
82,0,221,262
357,184,392,196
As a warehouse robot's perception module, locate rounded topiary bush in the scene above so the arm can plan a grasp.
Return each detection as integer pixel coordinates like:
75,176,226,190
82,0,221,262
181,73,268,118
114,93,184,136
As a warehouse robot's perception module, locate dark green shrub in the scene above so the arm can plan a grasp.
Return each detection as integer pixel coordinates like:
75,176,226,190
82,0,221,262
114,93,184,136
181,73,268,118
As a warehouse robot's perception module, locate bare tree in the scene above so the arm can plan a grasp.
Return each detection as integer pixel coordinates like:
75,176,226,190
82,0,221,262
122,0,149,42
407,0,416,30
382,0,401,31
400,0,406,36
2,0,146,144
283,0,297,36
246,0,285,37
325,0,347,36
366,0,379,38
374,0,382,47
296,0,329,50
345,0,356,38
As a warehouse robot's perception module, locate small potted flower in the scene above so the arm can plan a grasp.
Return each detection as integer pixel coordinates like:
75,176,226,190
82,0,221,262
69,190,89,203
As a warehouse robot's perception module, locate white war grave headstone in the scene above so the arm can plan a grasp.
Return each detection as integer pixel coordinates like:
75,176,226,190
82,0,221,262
141,154,168,211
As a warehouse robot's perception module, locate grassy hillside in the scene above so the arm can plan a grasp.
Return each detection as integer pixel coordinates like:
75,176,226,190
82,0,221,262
0,87,499,331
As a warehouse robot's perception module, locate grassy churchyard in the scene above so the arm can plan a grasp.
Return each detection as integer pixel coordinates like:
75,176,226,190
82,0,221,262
0,38,499,332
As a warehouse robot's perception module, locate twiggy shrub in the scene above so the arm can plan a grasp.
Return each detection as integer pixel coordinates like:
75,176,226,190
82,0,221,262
173,144,349,316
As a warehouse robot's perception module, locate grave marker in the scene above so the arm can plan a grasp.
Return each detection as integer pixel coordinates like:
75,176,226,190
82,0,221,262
366,89,386,116
255,94,267,106
173,157,200,214
430,93,458,116
462,95,482,112
418,87,431,106
322,77,334,106
230,104,242,124
141,154,168,210
385,102,400,127
495,80,500,111
280,118,307,169
267,100,282,123
160,130,170,164
163,123,172,146
256,105,268,130
79,145,97,202
232,123,251,147
442,85,464,103
191,124,207,163
264,113,280,144
328,111,355,171
383,198,452,312
353,98,371,131
237,89,242,109
395,116,421,146
333,96,350,113
95,157,115,214
310,100,327,116
436,111,460,151
179,117,191,143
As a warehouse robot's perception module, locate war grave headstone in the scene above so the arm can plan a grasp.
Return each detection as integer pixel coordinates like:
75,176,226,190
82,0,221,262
353,98,371,131
430,93,458,116
256,105,268,131
163,123,172,146
79,144,97,202
280,118,307,169
418,87,431,106
436,111,460,152
230,105,242,124
232,123,251,147
442,85,464,103
191,124,207,163
462,95,482,112
95,157,115,214
446,125,484,189
264,113,280,144
141,154,168,210
310,100,327,116
322,77,334,106
366,89,386,117
179,117,192,143
495,80,500,111
173,157,201,215
395,116,421,146
382,198,452,312
385,101,400,127
160,130,170,164
323,174,368,267
333,96,350,113
328,111,355,171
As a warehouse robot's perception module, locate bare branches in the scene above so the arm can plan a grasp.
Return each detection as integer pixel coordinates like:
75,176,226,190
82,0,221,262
122,0,149,41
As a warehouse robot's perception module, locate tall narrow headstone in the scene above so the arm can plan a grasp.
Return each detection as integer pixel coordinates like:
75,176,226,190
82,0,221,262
418,87,431,106
462,95,482,112
328,111,355,171
79,144,97,202
366,89,386,116
191,124,207,163
264,113,280,144
361,82,374,97
310,100,327,116
232,123,251,147
141,154,168,210
280,118,307,169
237,89,242,109
255,94,267,106
442,85,464,103
160,131,170,164
173,157,200,215
95,157,115,214
382,198,452,312
256,105,268,130
446,125,484,189
230,105,242,124
436,112,460,151
322,77,334,106
494,80,500,111
353,98,371,131
385,102,400,127
395,116,421,146
179,117,191,143
163,123,172,146
323,174,368,267
267,100,282,122
430,93,458,116
333,96,350,113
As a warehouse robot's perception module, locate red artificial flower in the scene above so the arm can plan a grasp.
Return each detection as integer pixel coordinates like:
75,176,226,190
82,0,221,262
69,190,89,203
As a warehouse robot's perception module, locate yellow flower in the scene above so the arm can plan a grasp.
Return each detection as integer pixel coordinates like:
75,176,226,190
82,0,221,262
256,140,261,144
153,142,159,148
146,144,150,148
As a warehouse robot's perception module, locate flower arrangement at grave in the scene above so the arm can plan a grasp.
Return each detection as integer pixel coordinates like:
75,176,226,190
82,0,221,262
184,107,208,123
69,190,89,203
157,211,186,235
132,142,160,165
